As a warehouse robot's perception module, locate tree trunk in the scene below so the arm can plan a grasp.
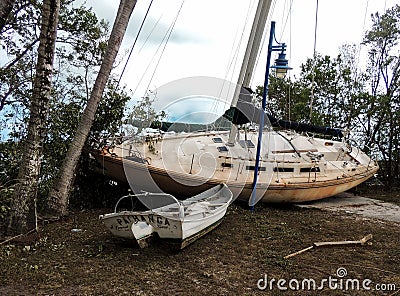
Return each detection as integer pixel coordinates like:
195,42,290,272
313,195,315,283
0,0,15,31
46,0,137,217
7,0,60,234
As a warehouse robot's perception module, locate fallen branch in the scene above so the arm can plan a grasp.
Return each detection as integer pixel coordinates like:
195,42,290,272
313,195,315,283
284,245,314,259
0,228,37,245
284,234,373,259
313,234,372,247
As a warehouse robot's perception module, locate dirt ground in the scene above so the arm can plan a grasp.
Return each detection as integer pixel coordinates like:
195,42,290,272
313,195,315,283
1,193,399,295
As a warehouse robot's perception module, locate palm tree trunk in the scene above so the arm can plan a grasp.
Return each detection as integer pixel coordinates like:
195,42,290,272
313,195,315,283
7,0,60,234
46,0,137,217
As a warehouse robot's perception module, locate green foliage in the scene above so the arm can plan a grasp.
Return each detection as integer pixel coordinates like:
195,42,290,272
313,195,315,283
0,1,132,212
68,156,130,210
362,4,400,182
1,1,110,136
0,182,15,231
66,81,132,209
57,4,109,68
0,141,21,229
1,0,399,220
126,94,166,135
92,81,131,138
261,77,311,123
36,79,131,208
263,4,400,183
0,141,21,182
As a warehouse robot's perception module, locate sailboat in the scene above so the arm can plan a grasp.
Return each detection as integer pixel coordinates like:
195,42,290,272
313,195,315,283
90,0,378,204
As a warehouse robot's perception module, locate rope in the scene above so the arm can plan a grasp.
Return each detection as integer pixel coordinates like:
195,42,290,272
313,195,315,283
309,0,319,123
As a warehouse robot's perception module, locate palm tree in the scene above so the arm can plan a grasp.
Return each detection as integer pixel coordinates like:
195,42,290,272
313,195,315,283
47,0,138,217
7,0,60,234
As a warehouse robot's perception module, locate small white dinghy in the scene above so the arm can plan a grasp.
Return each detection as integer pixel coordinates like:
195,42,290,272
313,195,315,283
99,184,233,249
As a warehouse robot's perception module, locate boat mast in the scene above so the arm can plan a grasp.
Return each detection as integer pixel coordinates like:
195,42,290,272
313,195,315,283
227,0,273,146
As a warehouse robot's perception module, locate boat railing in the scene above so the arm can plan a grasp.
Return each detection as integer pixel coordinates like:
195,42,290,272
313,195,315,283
113,192,186,219
113,194,137,213
138,192,186,219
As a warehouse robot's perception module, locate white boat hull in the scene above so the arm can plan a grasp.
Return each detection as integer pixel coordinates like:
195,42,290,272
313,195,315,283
100,184,233,248
92,130,378,203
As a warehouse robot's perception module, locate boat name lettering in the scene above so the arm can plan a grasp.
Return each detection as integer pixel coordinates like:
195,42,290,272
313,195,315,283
131,214,170,226
114,214,171,227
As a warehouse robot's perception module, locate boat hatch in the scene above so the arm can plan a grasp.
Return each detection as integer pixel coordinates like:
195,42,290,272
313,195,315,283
325,142,334,146
217,146,229,152
239,140,255,148
212,137,223,143
300,167,321,173
273,167,294,172
246,165,266,171
221,162,233,168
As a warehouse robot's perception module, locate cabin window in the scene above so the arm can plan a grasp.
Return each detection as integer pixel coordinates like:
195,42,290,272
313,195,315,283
239,140,255,148
300,167,320,173
221,162,233,168
246,165,266,171
217,146,229,152
325,142,334,146
212,137,223,143
273,167,294,172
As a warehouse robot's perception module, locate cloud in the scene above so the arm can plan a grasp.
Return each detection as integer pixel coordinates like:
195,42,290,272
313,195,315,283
82,0,209,47
125,14,208,46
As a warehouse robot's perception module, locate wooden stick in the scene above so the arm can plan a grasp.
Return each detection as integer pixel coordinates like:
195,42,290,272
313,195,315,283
313,234,372,247
284,234,373,259
284,245,314,259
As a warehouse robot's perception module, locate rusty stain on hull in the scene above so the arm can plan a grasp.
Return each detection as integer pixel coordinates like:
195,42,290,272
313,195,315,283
92,149,378,203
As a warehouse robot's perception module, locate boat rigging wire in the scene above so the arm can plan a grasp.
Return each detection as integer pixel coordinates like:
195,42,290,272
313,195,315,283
141,0,186,99
308,0,319,123
225,0,256,87
358,0,369,66
251,0,277,88
131,0,185,99
251,0,293,122
132,16,170,97
273,0,294,122
345,0,369,130
117,0,155,87
279,0,293,40
137,14,163,55
288,0,292,120
210,0,256,128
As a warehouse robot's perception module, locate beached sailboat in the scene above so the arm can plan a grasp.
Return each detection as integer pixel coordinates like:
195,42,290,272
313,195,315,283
99,184,233,249
91,0,378,204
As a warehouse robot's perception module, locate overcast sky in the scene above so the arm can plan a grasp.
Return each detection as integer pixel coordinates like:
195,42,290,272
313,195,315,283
82,0,398,108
